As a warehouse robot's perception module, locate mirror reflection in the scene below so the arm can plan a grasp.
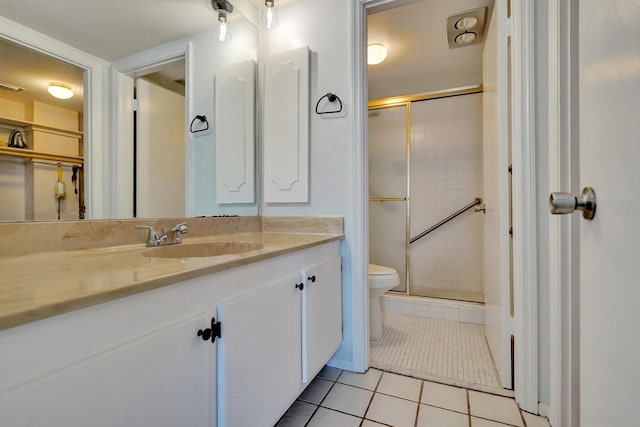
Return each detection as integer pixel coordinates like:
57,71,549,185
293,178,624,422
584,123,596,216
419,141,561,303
0,0,258,222
0,37,85,221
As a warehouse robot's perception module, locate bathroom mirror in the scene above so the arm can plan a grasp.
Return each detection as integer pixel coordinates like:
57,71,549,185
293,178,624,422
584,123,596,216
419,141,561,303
0,37,85,221
0,0,259,222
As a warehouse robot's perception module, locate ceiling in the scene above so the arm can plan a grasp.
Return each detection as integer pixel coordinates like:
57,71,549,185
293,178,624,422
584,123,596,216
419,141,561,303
368,0,494,100
0,0,493,112
0,37,84,112
0,0,269,113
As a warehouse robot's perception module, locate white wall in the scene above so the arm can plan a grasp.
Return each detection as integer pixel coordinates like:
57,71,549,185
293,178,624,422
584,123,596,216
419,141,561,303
0,157,26,221
261,0,356,367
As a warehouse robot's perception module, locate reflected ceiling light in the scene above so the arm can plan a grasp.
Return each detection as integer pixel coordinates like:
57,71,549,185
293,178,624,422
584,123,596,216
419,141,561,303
212,0,234,42
454,16,479,31
455,32,478,45
262,0,279,30
367,43,387,65
48,83,73,99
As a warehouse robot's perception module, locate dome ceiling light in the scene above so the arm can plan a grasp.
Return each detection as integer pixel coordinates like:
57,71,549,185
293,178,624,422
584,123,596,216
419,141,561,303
48,83,74,99
447,7,487,49
367,43,388,65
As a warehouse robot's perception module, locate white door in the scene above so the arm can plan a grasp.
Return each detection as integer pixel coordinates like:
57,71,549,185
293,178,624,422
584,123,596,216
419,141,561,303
136,78,185,218
576,1,640,425
301,257,342,383
217,272,302,427
482,0,511,389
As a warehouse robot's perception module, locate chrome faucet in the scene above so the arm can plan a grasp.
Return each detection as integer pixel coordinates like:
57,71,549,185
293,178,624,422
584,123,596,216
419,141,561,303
135,222,188,247
135,225,165,247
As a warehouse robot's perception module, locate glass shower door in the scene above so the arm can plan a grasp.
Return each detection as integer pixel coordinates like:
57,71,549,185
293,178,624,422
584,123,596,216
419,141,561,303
368,105,408,292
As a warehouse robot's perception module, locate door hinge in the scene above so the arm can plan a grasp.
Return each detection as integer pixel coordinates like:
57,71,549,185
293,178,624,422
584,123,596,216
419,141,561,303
132,98,139,111
508,164,513,174
197,317,221,344
509,227,513,237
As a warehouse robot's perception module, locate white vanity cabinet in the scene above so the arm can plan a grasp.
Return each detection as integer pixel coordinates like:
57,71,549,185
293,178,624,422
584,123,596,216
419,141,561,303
217,255,342,427
0,240,341,427
0,291,216,427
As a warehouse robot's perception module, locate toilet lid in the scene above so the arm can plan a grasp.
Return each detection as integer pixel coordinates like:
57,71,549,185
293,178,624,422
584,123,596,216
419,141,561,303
368,264,398,276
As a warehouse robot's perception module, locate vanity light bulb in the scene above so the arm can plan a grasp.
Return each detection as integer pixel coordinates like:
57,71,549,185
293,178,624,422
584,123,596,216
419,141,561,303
217,13,231,42
263,0,278,30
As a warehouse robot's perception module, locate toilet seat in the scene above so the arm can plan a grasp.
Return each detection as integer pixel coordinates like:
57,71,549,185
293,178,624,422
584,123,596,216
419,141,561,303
368,264,399,289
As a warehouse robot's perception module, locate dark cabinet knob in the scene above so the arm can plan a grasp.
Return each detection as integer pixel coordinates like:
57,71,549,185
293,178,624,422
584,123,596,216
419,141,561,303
308,275,316,283
197,328,212,341
295,282,304,291
197,317,221,344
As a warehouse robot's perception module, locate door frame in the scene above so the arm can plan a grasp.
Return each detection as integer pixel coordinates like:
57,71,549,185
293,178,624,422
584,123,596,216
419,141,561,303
547,0,579,425
0,16,109,219
111,40,193,218
352,0,539,411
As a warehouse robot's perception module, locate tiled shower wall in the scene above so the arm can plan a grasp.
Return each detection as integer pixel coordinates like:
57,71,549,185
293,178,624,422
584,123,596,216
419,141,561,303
409,93,484,302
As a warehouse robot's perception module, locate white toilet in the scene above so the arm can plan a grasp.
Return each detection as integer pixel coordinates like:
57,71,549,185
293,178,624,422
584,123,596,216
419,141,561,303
368,264,400,339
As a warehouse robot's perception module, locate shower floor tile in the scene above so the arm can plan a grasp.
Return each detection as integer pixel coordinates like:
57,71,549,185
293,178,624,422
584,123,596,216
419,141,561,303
370,312,502,390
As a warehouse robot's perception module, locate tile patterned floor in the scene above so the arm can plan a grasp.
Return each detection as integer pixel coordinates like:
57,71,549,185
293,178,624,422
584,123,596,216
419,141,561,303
370,313,501,390
276,366,550,427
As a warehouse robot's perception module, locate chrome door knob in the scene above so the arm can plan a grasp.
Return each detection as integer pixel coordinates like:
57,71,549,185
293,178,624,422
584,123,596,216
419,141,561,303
549,187,597,220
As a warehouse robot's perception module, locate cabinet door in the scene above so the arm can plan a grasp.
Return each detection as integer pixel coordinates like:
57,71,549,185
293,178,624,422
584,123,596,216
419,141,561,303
0,312,212,427
217,273,302,427
263,46,310,203
215,59,256,204
301,256,343,383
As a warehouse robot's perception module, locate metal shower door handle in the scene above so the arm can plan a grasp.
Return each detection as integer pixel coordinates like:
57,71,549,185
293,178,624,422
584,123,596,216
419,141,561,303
549,187,597,220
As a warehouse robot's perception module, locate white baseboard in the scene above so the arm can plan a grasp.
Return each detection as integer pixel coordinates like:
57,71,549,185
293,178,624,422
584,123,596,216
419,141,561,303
327,357,354,372
381,293,484,324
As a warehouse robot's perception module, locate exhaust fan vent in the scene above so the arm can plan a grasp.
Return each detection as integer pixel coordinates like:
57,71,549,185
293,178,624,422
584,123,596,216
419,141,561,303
447,7,487,49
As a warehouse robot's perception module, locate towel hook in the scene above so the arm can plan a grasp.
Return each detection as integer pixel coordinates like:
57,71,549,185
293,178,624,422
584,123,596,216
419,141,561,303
190,115,210,133
315,93,343,115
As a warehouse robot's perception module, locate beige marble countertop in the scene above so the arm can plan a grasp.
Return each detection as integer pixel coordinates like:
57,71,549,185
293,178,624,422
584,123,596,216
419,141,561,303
0,231,342,331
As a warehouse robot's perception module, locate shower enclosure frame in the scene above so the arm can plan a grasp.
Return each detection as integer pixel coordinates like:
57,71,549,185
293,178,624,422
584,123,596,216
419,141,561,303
368,84,483,297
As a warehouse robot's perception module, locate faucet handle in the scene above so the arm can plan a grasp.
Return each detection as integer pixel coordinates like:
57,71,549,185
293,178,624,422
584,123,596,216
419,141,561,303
135,225,162,246
172,222,188,233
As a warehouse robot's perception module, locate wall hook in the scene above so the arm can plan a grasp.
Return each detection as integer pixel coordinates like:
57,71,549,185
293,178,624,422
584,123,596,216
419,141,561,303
190,115,210,133
315,93,343,115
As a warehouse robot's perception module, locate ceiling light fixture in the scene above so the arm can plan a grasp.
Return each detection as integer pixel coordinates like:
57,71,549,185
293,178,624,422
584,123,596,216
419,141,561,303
48,83,74,100
262,0,279,30
367,43,387,65
212,0,234,42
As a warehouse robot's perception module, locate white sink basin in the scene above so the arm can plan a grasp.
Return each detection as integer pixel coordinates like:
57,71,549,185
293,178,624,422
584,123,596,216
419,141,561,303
144,241,264,259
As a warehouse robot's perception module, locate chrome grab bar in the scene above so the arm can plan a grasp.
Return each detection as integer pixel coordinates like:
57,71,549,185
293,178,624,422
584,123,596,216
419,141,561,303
410,198,483,244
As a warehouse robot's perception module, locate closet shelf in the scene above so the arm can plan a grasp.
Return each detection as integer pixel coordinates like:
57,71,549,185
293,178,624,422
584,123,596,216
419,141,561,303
0,115,83,138
0,146,83,165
